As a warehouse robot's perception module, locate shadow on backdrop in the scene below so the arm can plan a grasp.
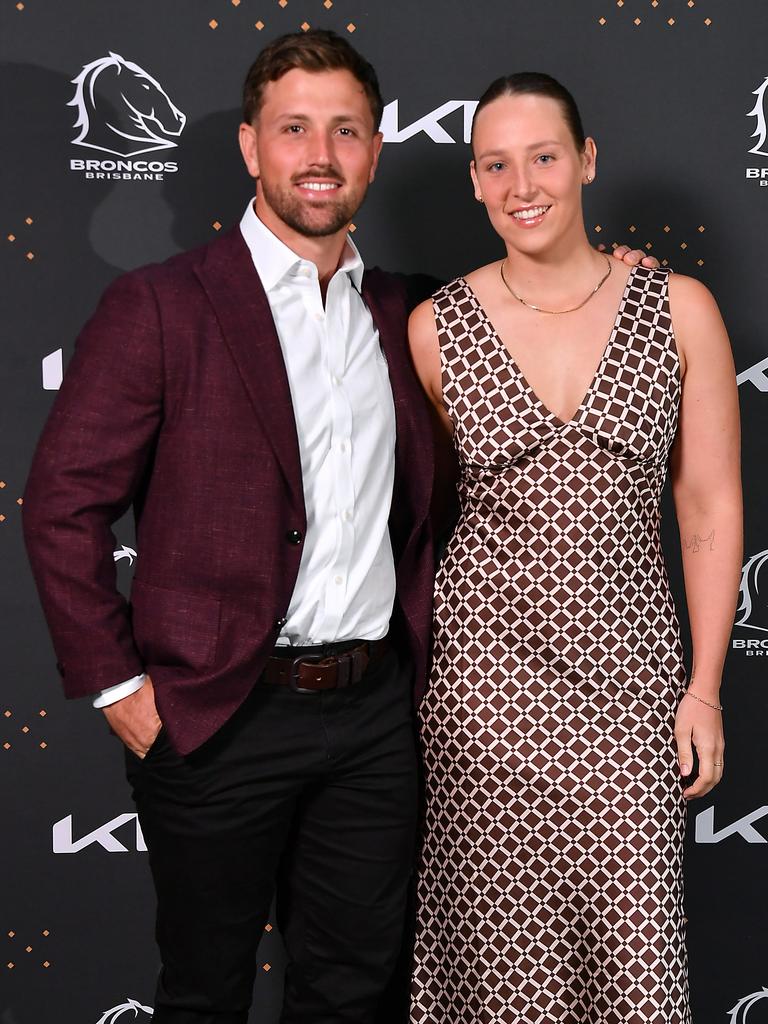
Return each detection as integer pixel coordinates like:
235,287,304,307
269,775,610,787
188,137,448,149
163,106,253,251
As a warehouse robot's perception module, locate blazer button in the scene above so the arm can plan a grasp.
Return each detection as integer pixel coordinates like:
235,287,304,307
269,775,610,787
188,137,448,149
286,529,303,545
275,617,287,630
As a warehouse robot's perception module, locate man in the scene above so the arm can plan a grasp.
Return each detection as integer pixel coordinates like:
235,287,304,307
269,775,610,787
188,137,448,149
23,29,653,1024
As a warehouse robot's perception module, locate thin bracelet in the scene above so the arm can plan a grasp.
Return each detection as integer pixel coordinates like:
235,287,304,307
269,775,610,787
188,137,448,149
685,689,723,712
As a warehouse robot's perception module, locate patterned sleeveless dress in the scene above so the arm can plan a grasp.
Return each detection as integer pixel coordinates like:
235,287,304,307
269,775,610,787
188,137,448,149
410,267,690,1024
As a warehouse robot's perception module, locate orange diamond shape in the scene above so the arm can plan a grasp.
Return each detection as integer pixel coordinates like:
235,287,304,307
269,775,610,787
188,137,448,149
8,234,15,242
212,221,222,231
3,743,11,750
263,963,272,972
0,481,5,488
39,709,47,717
680,242,687,250
3,711,10,718
324,0,333,7
663,225,671,233
25,216,33,225
594,225,602,233
634,17,641,24
255,20,264,29
346,22,356,32
40,741,48,749
704,17,712,25
697,259,704,266
698,225,705,232
26,252,34,260
16,2,24,9
43,961,50,968
209,19,218,29
232,0,241,5
300,21,310,30
598,17,606,25
22,726,29,734
0,515,6,523
279,0,288,7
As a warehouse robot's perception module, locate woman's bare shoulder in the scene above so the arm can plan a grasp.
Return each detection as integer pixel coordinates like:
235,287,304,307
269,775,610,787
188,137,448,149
667,273,722,320
463,260,501,292
667,273,730,372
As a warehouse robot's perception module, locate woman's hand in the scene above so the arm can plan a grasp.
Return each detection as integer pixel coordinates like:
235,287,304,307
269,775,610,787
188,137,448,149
674,691,725,800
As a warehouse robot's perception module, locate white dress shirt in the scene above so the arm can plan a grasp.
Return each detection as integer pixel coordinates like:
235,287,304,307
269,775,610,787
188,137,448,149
95,202,397,707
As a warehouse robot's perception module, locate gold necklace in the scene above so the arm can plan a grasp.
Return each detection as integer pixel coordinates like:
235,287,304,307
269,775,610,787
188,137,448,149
499,254,612,315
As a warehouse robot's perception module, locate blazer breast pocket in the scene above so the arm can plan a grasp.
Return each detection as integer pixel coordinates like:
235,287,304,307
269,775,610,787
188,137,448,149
130,579,221,672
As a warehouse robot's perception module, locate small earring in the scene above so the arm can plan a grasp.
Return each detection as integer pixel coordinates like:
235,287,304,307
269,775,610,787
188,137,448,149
585,175,593,184
477,196,484,203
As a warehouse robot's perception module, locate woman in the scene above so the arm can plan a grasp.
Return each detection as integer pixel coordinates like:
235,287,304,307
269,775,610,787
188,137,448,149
408,73,742,1024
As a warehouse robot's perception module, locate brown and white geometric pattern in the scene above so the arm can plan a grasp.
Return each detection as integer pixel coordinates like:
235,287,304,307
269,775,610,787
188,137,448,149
410,268,691,1024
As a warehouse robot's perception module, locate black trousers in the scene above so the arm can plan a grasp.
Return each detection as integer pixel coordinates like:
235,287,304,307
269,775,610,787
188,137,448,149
126,644,419,1024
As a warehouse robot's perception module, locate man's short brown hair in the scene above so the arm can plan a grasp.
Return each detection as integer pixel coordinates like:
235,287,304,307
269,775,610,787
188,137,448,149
242,29,384,130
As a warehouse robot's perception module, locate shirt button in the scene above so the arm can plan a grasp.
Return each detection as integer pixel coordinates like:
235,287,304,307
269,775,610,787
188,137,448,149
331,375,339,386
339,441,348,453
342,509,352,521
334,575,343,585
285,529,303,545
314,312,324,322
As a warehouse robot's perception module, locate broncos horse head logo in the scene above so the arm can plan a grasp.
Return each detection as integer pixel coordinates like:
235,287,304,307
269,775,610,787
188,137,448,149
69,52,185,157
735,549,768,633
748,77,768,157
729,988,768,1024
95,997,154,1024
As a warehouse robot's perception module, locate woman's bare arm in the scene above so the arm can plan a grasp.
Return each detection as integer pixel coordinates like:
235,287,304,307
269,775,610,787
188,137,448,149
668,274,742,800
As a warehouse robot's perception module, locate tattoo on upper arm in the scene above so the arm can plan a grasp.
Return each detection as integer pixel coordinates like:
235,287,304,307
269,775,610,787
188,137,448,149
682,530,715,553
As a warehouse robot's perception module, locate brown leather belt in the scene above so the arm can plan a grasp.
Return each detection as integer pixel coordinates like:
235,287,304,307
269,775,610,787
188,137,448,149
262,637,389,693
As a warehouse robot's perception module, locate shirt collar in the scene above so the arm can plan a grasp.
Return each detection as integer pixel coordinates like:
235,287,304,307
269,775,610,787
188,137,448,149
239,200,365,293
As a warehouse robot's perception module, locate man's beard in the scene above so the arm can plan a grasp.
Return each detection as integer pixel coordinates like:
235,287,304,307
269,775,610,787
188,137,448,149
258,168,366,238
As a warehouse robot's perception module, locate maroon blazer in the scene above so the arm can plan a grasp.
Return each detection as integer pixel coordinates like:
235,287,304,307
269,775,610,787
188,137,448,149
23,227,435,754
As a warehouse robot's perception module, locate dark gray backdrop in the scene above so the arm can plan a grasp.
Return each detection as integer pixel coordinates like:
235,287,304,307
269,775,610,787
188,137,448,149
2,2,767,1022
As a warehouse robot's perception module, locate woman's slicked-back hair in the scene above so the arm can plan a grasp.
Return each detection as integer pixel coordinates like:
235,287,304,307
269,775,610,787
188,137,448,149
242,29,383,129
471,72,586,153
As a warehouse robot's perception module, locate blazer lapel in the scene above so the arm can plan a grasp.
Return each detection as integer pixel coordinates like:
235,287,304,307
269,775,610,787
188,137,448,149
194,228,304,507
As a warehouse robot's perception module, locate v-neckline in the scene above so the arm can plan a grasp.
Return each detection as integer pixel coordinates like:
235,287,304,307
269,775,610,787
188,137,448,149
460,265,638,428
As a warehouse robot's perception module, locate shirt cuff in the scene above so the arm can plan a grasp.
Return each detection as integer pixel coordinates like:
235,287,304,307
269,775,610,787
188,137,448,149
92,674,146,708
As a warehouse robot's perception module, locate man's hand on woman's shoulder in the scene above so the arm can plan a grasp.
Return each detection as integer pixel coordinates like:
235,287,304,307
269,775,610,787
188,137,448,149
602,243,661,270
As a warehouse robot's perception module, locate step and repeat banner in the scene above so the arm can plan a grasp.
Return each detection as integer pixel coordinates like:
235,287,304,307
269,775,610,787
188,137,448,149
2,1,767,1022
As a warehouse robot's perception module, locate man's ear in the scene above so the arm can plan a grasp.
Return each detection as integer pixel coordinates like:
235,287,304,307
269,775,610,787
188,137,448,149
239,122,260,179
368,131,384,184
